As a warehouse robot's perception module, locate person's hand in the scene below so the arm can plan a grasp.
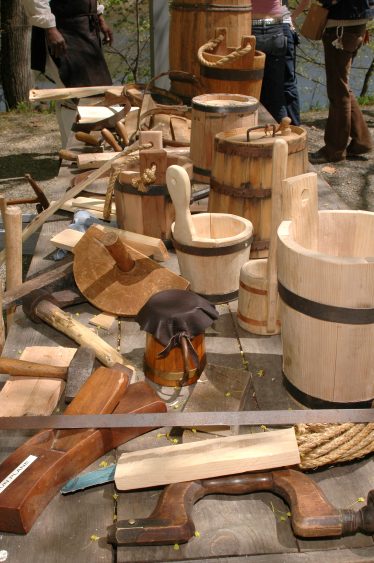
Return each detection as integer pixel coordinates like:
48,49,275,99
98,15,113,46
46,27,67,58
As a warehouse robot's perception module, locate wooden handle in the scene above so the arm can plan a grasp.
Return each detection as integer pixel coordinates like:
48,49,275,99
101,128,122,152
0,357,67,379
281,172,319,251
101,232,135,272
266,138,288,333
59,149,78,162
166,165,196,244
34,299,131,370
75,132,101,147
115,121,129,146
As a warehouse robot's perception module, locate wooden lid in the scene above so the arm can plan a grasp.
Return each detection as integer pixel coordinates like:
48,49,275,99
73,225,189,317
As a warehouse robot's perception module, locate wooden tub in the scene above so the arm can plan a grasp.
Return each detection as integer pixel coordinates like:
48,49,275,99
278,210,374,405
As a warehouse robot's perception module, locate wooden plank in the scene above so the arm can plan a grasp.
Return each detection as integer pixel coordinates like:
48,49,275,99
20,346,76,367
89,313,117,331
114,428,300,491
175,548,374,562
0,377,64,416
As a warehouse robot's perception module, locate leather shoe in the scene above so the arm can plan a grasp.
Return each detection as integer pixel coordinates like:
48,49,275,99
346,142,372,156
309,148,345,164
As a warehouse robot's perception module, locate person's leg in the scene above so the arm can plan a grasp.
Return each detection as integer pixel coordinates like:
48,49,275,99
283,24,301,125
322,25,369,160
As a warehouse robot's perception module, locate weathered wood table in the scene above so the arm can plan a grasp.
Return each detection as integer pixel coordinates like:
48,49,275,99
0,121,373,563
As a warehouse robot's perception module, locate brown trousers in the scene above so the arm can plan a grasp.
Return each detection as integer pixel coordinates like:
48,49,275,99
322,25,372,159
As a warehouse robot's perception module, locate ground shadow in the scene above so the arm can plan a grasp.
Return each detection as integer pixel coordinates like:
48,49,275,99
0,152,60,181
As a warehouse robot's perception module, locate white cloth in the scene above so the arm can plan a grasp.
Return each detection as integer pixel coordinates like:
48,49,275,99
21,0,56,28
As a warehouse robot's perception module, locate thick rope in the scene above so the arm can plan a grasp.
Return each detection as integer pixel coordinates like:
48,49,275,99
295,423,374,469
197,34,252,68
132,164,157,193
102,142,152,220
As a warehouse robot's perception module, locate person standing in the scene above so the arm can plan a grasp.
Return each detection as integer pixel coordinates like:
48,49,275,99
283,0,301,125
22,0,113,146
294,0,373,163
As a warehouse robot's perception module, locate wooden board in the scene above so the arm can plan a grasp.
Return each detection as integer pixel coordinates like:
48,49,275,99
114,428,300,490
20,346,76,367
89,313,117,330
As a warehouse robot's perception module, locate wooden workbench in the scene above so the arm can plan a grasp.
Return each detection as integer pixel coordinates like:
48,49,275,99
0,127,373,563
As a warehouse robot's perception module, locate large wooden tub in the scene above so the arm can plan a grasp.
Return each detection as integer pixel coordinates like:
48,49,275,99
278,210,374,405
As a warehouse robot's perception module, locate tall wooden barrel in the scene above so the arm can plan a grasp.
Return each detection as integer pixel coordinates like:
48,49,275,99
199,29,265,99
278,210,374,405
169,0,253,100
190,94,259,183
209,124,308,256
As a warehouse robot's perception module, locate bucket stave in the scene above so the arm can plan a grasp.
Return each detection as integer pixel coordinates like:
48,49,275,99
169,0,253,100
190,94,259,183
278,210,374,404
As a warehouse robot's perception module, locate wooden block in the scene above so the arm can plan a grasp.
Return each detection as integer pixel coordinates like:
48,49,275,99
20,346,76,367
77,152,118,170
51,226,169,261
89,313,117,330
61,196,116,215
0,378,65,416
60,200,116,220
114,428,300,491
139,130,163,150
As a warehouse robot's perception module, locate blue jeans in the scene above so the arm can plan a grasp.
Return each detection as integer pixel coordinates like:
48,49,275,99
283,24,301,125
252,23,287,123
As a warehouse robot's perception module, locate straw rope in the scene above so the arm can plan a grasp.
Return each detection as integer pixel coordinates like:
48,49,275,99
102,142,152,220
295,423,374,469
132,164,157,193
197,34,252,68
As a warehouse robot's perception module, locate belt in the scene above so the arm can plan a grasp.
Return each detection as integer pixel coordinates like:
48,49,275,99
252,17,284,26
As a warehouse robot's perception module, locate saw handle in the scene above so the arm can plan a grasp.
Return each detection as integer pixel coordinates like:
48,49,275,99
108,469,374,546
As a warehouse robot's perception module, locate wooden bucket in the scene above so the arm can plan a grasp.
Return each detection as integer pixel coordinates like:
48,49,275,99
209,124,308,257
278,210,374,405
169,0,253,100
199,28,265,99
237,259,281,335
144,333,206,387
190,94,259,183
172,213,253,302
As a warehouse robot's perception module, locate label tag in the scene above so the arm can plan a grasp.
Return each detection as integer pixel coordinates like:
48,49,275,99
0,455,38,494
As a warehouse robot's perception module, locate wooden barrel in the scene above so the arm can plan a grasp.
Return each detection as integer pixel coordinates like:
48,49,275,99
209,124,308,257
237,259,280,335
190,94,259,183
144,333,206,387
278,210,374,405
172,212,253,303
199,28,265,99
169,0,252,100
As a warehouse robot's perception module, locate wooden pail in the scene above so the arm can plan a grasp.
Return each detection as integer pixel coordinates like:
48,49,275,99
190,94,259,183
169,0,253,100
172,213,253,303
209,124,308,257
237,259,280,335
198,28,265,99
278,210,374,405
144,333,206,387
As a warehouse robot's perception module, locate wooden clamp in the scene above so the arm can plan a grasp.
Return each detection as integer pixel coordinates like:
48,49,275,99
108,469,374,545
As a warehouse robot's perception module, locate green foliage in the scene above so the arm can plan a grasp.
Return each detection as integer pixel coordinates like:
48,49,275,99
358,93,374,106
14,101,32,113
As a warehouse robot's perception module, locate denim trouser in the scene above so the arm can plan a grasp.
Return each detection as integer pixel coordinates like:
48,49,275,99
283,23,301,125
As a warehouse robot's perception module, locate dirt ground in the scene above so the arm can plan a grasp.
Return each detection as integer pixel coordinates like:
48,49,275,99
0,105,373,213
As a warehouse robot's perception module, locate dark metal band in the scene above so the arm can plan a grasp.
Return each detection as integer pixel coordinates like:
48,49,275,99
144,356,206,382
192,99,259,114
193,165,211,177
171,3,252,12
283,375,374,410
171,234,253,256
214,136,306,157
210,177,271,199
200,66,264,81
278,281,374,325
198,288,239,304
115,181,170,198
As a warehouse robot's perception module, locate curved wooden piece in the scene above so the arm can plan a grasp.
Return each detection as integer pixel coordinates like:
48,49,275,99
0,373,166,534
166,165,196,244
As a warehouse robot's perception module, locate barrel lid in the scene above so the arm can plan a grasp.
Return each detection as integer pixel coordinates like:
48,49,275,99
215,122,307,147
192,93,259,113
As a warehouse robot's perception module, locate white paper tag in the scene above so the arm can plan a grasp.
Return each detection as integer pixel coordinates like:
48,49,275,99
0,455,38,494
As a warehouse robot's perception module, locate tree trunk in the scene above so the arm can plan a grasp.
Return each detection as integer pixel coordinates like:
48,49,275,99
1,0,32,109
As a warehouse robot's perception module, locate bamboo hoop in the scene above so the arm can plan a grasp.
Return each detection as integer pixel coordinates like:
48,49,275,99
295,423,374,469
197,34,252,68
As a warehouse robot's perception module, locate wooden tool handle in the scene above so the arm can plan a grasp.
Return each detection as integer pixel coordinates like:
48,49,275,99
75,132,101,147
101,128,122,152
58,149,78,162
109,469,374,546
166,165,196,244
0,357,67,379
115,120,129,146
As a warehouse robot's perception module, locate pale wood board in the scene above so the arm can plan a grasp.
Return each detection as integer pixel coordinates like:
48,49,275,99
89,312,117,330
20,345,76,366
60,198,116,220
115,428,300,491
